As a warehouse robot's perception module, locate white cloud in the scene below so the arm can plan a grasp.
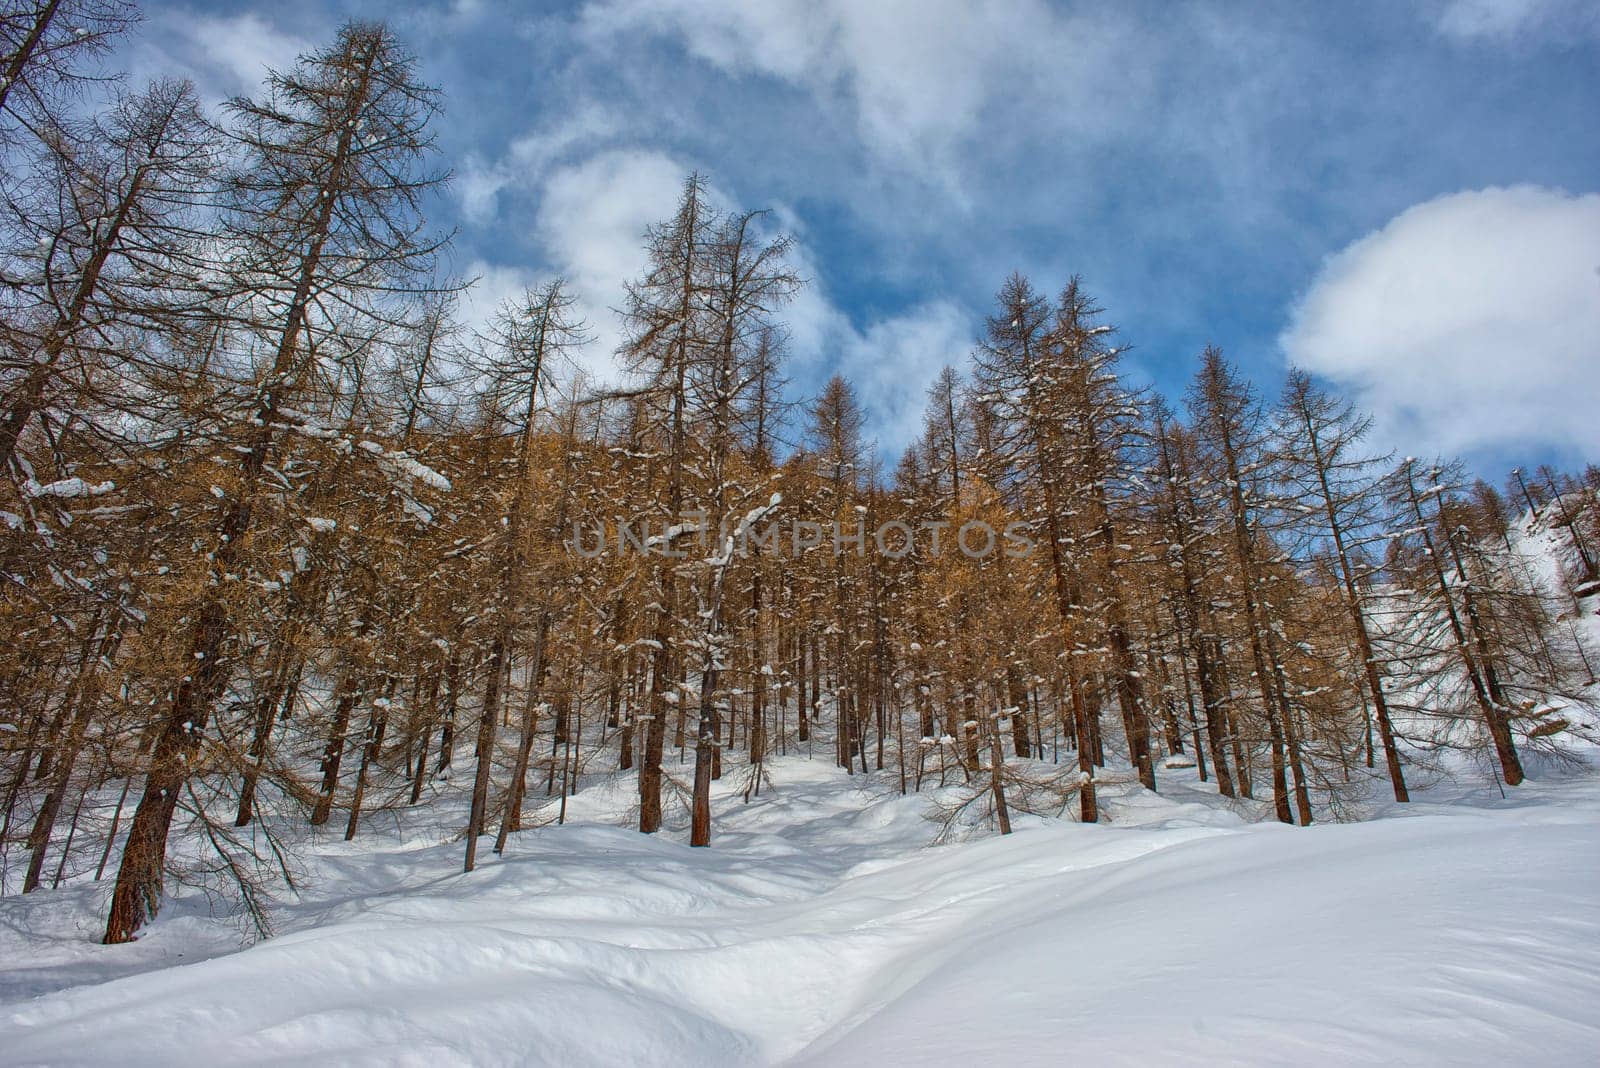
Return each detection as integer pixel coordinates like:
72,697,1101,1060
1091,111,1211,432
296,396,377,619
454,162,511,228
129,11,314,105
734,232,972,453
588,0,832,83
1433,0,1600,41
1280,186,1600,463
532,148,693,382
455,104,624,225
578,0,1136,180
455,152,693,393
455,259,549,340
489,147,971,448
842,302,974,453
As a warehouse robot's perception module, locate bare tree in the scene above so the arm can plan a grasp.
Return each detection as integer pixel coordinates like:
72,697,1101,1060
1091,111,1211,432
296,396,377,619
460,280,586,871
1276,369,1408,802
103,22,449,943
1189,347,1311,825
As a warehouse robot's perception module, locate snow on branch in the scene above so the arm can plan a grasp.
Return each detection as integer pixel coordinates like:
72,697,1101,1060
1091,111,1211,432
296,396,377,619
23,477,116,499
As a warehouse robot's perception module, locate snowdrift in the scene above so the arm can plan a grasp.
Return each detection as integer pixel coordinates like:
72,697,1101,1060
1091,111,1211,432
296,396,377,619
3,757,1598,1066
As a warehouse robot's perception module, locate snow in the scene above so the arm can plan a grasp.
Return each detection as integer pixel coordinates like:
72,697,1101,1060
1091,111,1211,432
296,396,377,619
357,440,452,493
21,478,114,500
3,755,1599,1065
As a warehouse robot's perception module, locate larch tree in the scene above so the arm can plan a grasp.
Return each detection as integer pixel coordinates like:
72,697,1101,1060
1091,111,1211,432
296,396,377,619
1188,346,1311,825
462,280,587,871
0,0,138,146
1151,404,1239,798
1,77,215,478
971,274,1100,821
1383,459,1589,786
808,373,867,772
103,22,449,943
4,0,1597,937
617,174,715,835
686,209,796,846
1047,278,1157,791
1275,369,1408,802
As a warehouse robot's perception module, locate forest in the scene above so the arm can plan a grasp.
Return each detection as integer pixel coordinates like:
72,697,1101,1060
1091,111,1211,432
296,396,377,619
3,2,1598,961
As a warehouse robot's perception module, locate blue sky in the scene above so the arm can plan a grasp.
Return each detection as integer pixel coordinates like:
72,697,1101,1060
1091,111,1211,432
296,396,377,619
120,0,1599,475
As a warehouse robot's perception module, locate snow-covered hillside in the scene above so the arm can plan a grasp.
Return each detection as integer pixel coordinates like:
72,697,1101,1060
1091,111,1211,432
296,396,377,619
3,4,1597,1065
3,754,1598,1066
5,499,1598,1066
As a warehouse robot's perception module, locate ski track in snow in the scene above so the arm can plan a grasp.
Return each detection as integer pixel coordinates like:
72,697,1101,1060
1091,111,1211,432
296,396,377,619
2,758,1599,1066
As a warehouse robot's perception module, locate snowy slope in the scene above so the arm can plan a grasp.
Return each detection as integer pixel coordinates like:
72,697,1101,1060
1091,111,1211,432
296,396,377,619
3,757,1598,1067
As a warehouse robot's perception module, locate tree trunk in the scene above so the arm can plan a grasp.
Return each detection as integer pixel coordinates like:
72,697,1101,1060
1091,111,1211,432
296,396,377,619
496,617,551,852
464,635,508,872
309,671,364,827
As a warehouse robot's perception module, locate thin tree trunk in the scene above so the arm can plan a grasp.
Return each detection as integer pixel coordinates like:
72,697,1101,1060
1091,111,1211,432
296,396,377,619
1406,470,1523,785
464,635,507,872
310,671,364,827
25,623,119,893
1302,406,1408,801
495,617,550,852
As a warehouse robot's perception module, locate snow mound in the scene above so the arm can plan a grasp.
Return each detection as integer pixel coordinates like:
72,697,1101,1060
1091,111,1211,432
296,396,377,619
2,759,1599,1065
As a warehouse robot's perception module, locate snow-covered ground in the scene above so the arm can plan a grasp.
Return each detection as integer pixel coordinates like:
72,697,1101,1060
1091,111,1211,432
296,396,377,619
3,753,1598,1066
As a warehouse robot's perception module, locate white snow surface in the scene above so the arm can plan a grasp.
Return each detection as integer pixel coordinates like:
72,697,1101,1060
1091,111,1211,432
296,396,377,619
21,477,114,500
3,755,1598,1067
